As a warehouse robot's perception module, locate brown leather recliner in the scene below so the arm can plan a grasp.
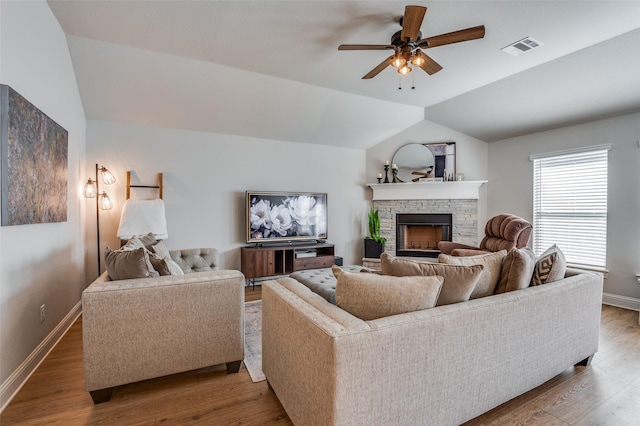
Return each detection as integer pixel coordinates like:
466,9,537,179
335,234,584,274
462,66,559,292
438,214,532,256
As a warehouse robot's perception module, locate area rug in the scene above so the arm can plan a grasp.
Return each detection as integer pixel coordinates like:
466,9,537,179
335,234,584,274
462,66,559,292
244,300,265,383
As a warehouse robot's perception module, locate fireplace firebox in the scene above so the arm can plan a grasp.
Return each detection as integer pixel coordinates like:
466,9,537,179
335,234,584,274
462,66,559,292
396,213,452,257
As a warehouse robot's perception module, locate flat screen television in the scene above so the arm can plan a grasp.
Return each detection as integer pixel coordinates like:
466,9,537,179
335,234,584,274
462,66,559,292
246,191,327,244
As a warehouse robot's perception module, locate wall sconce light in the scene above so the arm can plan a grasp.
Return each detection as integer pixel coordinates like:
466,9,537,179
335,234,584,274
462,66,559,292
84,163,116,276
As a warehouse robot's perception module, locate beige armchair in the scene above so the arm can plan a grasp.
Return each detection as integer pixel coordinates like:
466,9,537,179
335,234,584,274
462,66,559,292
439,214,532,256
82,249,245,404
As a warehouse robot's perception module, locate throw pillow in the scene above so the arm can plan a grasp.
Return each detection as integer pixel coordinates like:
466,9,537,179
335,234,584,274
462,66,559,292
120,236,145,251
531,244,566,286
438,250,507,299
151,240,171,259
148,252,172,276
380,253,483,306
332,265,443,321
151,241,185,275
379,253,423,276
138,232,158,250
120,236,159,277
104,247,154,280
496,247,536,293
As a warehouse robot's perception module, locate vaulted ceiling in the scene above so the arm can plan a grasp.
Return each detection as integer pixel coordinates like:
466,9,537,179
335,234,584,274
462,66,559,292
48,1,640,148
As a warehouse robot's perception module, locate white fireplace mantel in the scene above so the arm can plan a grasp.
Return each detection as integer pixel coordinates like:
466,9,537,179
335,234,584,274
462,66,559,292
367,181,487,200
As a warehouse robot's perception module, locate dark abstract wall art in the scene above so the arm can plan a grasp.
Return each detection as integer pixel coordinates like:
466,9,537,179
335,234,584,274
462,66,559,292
1,85,68,226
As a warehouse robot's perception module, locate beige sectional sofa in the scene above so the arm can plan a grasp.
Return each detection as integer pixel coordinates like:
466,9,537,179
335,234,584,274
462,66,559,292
82,247,245,404
262,267,603,425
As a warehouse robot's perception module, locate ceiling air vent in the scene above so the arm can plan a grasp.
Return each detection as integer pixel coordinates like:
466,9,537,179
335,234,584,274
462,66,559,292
501,36,543,56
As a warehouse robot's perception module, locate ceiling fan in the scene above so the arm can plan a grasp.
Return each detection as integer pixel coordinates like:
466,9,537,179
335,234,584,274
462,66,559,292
338,5,485,79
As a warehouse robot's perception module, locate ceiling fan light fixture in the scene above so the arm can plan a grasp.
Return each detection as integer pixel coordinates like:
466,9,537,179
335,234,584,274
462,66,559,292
411,52,425,67
391,53,406,68
398,64,412,75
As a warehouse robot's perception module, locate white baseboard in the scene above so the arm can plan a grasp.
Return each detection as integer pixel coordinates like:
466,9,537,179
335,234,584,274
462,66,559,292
0,301,82,413
602,292,640,312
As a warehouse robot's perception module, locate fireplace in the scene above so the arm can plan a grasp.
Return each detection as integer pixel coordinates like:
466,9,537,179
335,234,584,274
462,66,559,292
396,213,452,258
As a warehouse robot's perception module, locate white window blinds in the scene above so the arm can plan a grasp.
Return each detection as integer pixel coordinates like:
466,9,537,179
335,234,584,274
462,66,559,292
531,145,609,269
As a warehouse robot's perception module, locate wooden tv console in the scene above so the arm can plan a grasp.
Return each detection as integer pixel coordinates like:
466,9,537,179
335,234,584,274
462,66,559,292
241,242,335,284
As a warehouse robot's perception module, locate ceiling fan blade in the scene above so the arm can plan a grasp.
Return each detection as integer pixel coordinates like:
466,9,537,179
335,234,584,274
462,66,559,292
418,25,485,49
400,5,427,42
362,55,394,79
338,44,394,51
415,50,443,75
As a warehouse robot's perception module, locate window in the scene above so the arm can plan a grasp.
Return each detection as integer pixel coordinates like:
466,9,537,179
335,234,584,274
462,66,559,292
531,145,609,269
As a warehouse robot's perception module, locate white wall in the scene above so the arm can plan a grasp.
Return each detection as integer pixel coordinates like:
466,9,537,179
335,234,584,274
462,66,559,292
67,35,425,151
488,112,640,305
85,120,368,282
366,118,490,240
0,1,87,410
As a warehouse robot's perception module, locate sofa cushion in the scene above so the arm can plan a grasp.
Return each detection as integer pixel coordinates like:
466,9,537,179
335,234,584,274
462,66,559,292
496,247,536,293
438,250,507,299
380,253,483,306
531,244,566,286
151,241,185,275
289,265,380,304
104,247,156,280
332,265,443,320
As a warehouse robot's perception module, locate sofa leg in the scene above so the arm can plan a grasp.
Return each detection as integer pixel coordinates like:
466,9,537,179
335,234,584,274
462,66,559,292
89,388,112,404
576,354,595,366
226,360,242,374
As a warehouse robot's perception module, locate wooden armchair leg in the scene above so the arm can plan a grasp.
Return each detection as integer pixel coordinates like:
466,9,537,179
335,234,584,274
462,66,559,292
89,388,113,404
226,360,242,374
576,354,595,366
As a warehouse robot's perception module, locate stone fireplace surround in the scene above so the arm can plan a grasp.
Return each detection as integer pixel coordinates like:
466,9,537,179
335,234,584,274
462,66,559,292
373,199,479,256
368,181,487,257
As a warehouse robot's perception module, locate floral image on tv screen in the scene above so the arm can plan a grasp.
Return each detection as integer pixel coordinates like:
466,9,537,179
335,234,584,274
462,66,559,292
247,192,327,242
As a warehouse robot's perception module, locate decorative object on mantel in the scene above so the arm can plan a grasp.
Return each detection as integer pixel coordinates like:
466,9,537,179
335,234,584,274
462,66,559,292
364,208,387,258
1,84,68,226
392,163,399,182
392,142,456,182
383,161,390,183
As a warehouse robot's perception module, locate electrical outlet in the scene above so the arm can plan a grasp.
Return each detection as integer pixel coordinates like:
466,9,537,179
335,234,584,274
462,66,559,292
40,304,45,323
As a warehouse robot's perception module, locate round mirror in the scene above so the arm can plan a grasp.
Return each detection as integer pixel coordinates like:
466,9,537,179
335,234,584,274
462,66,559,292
392,143,435,182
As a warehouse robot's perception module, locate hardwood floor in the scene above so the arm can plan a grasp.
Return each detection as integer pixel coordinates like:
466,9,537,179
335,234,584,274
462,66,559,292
2,287,639,425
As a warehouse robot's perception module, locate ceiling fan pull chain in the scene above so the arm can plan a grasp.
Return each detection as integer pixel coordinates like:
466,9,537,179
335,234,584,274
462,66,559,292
398,74,402,90
411,73,415,90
